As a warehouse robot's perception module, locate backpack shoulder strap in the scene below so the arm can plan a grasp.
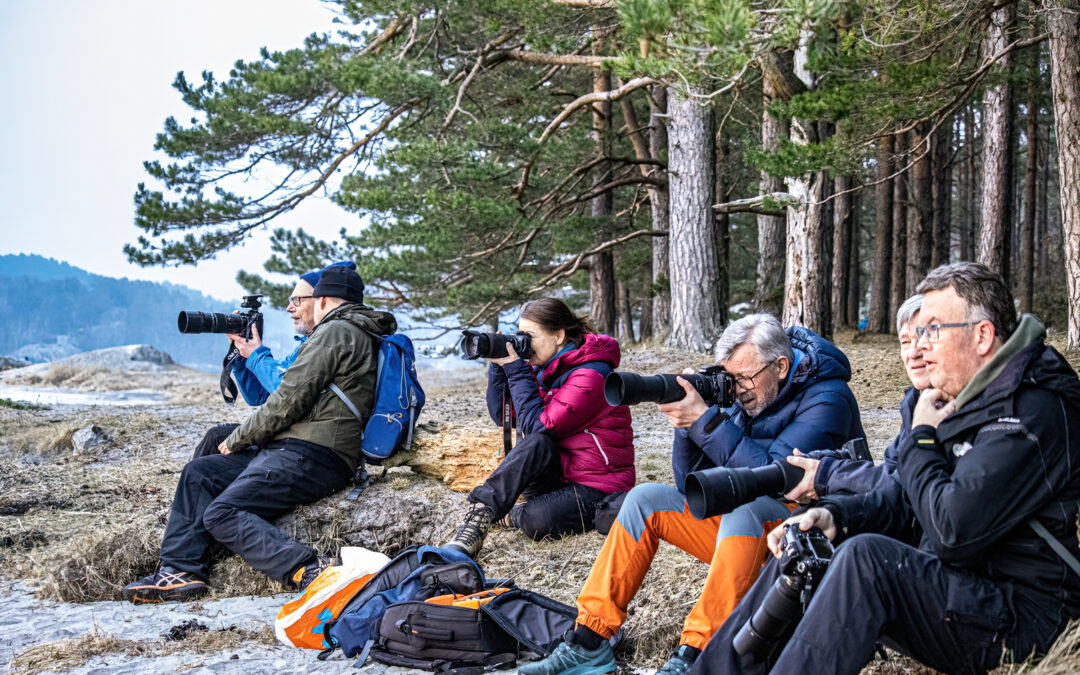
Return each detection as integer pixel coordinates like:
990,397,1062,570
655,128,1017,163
1029,518,1080,578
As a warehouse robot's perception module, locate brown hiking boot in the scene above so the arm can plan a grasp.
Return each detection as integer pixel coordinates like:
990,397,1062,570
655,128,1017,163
123,567,208,604
444,504,494,558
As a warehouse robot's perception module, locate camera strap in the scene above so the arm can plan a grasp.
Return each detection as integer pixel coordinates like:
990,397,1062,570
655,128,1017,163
500,384,513,458
220,345,241,406
1029,518,1080,579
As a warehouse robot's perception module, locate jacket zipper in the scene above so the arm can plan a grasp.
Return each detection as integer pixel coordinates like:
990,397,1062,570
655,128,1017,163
584,429,609,465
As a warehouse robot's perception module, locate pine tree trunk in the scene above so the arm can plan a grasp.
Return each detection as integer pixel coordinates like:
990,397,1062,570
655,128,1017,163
715,133,731,328
832,175,854,332
965,104,979,261
1019,75,1038,314
847,188,861,327
589,66,616,334
868,135,893,333
639,295,654,341
617,280,636,344
1037,109,1050,279
978,3,1017,285
666,88,721,352
909,123,934,292
755,77,788,316
649,86,671,340
932,123,952,267
1047,0,1080,349
890,153,908,333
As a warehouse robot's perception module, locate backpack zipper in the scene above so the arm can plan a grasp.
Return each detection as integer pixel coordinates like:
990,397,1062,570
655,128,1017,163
584,429,609,465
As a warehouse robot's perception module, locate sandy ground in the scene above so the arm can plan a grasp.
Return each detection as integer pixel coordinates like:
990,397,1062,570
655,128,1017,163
2,332,1077,674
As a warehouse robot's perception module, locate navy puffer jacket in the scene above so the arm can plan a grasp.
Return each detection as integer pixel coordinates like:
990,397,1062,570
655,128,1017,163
672,326,865,493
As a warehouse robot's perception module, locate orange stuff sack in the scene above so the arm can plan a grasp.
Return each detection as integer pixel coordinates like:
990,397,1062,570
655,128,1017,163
275,546,390,649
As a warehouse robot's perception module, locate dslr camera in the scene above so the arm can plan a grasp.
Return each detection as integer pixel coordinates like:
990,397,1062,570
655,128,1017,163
178,295,264,340
684,437,869,520
459,330,532,361
603,365,736,408
733,525,834,661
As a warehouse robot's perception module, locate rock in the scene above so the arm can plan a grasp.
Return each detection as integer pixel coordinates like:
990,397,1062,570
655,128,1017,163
0,356,30,371
71,425,108,453
390,423,506,492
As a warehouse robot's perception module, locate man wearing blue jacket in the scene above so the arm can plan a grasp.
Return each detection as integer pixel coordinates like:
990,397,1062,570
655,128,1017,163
522,313,863,675
190,261,357,459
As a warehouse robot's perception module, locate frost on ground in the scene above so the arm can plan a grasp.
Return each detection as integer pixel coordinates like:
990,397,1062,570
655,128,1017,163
3,332,1076,674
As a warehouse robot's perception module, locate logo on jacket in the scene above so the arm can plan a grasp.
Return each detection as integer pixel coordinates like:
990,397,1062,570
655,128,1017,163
952,441,973,458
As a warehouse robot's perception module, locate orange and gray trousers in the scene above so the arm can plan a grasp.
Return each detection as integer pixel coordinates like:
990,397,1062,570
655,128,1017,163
575,482,795,650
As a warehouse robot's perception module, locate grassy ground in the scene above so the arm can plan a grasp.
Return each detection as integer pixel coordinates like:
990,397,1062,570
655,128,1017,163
3,335,1079,673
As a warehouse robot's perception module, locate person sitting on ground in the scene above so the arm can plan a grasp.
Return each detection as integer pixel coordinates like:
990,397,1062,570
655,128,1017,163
522,313,864,675
692,262,1080,675
191,261,357,460
444,298,635,558
123,265,397,603
783,293,928,504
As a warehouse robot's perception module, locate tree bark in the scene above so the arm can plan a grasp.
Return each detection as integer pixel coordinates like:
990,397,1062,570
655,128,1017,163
715,133,731,328
1047,0,1080,349
978,3,1017,286
1036,104,1050,279
909,123,934,292
890,151,909,333
755,76,789,316
1019,69,1038,314
617,280,636,344
832,175,854,332
848,187,862,327
589,65,616,334
665,88,721,352
932,122,952,267
649,86,671,340
868,135,894,333
965,103,979,261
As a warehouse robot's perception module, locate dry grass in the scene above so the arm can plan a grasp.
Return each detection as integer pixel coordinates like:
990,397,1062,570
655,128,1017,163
33,523,164,603
10,623,276,674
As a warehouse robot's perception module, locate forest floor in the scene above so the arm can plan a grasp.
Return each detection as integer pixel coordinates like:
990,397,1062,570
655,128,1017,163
2,331,1079,674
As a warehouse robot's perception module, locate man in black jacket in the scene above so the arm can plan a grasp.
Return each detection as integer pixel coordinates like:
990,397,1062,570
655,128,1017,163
693,262,1080,674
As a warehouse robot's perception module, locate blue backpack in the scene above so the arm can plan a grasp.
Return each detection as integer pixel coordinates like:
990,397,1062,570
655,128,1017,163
329,331,425,462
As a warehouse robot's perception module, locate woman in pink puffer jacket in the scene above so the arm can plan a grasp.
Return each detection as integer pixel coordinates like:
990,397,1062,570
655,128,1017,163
445,298,635,557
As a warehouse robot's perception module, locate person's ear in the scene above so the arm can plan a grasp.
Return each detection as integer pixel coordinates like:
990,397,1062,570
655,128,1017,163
775,356,790,380
974,320,997,357
556,329,566,347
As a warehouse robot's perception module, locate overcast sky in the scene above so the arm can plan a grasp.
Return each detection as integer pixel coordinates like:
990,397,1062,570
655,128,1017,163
0,0,358,302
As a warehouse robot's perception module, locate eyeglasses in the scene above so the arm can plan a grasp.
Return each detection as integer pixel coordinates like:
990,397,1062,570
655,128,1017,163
732,360,775,389
288,295,313,306
914,322,979,343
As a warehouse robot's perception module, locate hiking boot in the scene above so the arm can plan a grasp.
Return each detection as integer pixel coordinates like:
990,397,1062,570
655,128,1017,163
518,640,616,675
122,566,207,604
444,504,494,558
656,645,698,675
291,556,335,591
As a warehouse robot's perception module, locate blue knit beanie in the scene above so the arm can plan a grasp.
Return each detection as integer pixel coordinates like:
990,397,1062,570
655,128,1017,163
300,261,356,289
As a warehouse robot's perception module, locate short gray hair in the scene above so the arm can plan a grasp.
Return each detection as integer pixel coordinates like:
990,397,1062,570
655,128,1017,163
896,294,923,334
916,262,1017,340
715,313,794,366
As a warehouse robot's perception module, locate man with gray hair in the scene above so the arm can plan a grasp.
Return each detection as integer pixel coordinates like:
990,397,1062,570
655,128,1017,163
521,314,863,675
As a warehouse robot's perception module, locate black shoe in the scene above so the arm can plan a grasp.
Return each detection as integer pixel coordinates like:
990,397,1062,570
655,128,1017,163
122,566,208,604
444,504,494,558
290,556,335,591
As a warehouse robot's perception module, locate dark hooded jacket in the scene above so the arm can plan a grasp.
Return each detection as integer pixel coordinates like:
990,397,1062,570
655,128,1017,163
814,386,919,497
820,316,1080,654
672,326,865,493
225,303,397,472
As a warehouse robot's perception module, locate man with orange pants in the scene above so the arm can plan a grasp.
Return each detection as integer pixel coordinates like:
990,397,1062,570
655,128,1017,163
520,314,863,675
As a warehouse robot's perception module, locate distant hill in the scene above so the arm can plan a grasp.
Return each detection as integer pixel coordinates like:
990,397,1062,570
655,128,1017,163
0,254,294,371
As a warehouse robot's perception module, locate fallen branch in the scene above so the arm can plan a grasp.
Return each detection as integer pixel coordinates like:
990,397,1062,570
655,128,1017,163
713,192,795,216
528,229,667,293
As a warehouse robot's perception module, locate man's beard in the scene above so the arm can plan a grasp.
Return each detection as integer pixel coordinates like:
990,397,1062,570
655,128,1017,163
742,380,779,418
293,316,312,336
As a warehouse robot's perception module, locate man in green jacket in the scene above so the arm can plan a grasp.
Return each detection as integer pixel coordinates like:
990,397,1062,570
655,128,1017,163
124,265,397,603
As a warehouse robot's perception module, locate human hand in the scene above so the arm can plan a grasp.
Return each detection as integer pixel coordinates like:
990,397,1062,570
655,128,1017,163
912,388,955,429
767,508,836,557
487,334,520,367
657,377,709,428
783,449,821,504
218,441,231,455
228,322,262,359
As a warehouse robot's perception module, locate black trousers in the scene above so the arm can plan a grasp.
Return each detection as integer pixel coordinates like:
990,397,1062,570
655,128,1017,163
468,432,607,541
191,424,239,460
690,533,1064,675
159,438,350,585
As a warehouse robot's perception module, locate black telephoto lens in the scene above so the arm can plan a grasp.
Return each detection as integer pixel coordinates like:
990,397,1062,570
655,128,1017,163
732,575,804,661
177,311,249,335
684,460,803,519
603,373,686,406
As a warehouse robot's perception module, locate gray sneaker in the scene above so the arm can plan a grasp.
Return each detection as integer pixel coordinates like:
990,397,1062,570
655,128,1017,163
518,640,616,675
655,645,697,675
444,504,494,558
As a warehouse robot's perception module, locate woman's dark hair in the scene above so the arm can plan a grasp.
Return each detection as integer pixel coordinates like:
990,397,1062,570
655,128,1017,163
521,298,594,346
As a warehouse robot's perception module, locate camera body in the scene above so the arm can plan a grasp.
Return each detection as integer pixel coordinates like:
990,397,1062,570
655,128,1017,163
178,294,264,340
602,366,736,407
733,525,834,661
459,329,533,361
